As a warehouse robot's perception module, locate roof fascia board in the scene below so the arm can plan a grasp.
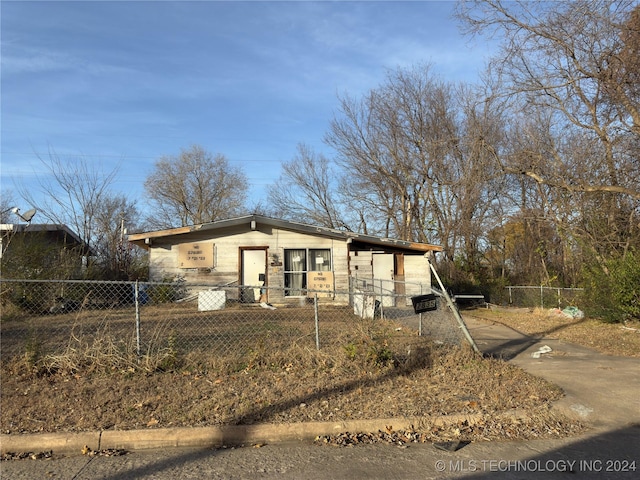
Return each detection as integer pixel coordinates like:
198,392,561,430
1,223,83,241
128,215,442,253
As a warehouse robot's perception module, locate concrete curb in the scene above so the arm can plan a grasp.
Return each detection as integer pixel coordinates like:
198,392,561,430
0,410,537,455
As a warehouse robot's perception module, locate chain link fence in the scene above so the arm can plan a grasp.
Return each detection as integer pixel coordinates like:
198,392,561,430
503,286,584,309
1,279,471,370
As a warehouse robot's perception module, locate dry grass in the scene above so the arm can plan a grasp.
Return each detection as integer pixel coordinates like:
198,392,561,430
0,331,580,441
466,307,640,358
0,303,593,443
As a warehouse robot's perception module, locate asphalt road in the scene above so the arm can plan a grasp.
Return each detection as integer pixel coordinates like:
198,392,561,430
2,427,639,480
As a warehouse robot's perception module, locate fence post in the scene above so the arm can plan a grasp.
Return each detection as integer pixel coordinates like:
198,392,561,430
540,285,544,309
418,283,423,336
429,262,480,354
314,293,320,350
135,280,141,357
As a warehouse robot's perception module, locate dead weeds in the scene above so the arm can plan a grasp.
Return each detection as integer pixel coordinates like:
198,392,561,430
2,305,609,445
1,335,580,442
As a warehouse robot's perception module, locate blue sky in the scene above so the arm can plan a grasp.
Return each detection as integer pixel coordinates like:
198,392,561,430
1,0,492,217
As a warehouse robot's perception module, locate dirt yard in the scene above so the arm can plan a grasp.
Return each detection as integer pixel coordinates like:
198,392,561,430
4,306,631,445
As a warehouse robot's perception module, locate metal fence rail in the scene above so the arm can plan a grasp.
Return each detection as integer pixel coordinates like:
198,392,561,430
504,286,584,309
1,279,470,367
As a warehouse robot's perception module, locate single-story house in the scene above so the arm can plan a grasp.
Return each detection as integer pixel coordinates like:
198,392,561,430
1,223,90,278
128,215,442,305
0,223,89,259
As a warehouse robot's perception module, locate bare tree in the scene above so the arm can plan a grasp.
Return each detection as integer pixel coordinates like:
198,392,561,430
1,190,18,260
17,149,119,253
325,64,508,283
325,70,439,241
0,189,17,223
457,0,640,201
93,194,147,279
267,144,347,229
144,145,248,229
457,0,640,278
4,151,121,278
600,4,640,136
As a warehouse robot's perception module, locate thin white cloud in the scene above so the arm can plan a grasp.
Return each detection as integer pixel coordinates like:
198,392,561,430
1,0,493,210
1,40,136,77
1,45,75,74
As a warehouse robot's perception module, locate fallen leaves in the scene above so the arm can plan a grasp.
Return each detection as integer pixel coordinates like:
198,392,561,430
1,450,53,461
1,343,574,440
314,412,585,447
81,445,128,457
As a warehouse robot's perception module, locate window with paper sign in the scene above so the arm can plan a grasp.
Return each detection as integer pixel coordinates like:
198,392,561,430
284,248,331,296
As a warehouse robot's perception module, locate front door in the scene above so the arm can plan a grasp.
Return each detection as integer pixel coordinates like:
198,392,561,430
241,248,267,302
372,253,395,307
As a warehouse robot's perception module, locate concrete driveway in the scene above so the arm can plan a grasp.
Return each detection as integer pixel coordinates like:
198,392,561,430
463,316,640,428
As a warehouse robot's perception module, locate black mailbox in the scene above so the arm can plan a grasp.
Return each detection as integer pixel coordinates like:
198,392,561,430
411,294,438,313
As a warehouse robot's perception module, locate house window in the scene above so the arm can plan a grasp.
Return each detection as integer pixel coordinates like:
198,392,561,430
310,249,331,272
284,248,331,296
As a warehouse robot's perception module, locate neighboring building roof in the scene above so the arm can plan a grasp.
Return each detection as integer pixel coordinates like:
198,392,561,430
0,223,89,253
127,214,443,253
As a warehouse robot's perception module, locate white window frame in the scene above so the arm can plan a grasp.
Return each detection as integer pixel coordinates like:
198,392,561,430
283,248,332,297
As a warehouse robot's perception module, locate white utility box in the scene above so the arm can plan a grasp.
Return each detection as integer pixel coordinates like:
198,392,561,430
198,290,226,311
353,289,376,319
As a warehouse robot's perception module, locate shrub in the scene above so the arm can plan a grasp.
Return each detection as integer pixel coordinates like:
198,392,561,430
148,277,187,303
581,251,640,322
609,251,640,320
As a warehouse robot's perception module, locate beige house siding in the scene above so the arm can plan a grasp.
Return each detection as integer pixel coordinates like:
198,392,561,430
130,215,441,307
403,254,432,304
349,250,432,305
349,250,374,280
146,228,353,304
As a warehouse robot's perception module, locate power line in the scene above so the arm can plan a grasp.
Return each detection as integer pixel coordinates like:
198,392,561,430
2,152,287,164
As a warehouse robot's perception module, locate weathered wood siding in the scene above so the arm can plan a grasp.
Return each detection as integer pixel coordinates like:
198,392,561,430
404,254,432,304
145,224,432,307
147,226,351,304
348,250,376,282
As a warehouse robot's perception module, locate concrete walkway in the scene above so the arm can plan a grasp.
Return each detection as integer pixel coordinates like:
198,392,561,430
463,316,640,428
1,316,639,479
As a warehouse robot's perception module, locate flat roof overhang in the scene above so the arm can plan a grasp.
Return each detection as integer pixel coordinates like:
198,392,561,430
128,215,443,254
